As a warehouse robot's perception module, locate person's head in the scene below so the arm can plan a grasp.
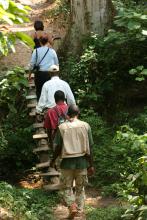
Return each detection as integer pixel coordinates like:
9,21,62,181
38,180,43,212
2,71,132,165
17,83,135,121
67,105,80,118
54,90,65,103
48,65,59,77
39,33,48,45
34,20,44,31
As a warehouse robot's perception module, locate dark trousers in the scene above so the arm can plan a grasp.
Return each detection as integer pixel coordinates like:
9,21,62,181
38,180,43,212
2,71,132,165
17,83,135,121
34,71,50,101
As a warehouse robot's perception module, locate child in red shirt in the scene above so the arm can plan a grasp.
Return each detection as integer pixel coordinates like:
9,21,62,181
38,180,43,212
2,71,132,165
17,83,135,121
44,90,68,147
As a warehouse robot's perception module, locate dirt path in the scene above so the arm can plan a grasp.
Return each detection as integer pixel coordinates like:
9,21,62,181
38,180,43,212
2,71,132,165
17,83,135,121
18,176,121,220
53,188,121,220
0,0,66,73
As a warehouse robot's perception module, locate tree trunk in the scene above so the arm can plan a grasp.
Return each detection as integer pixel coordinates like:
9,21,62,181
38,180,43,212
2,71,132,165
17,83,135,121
71,0,113,36
60,0,114,54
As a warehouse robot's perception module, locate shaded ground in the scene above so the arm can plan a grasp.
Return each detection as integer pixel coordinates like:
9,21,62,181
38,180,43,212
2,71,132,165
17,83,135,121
54,187,122,220
17,174,122,220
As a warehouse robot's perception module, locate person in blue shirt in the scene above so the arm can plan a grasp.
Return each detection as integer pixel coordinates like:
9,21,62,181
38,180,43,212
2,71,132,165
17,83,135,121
29,33,59,100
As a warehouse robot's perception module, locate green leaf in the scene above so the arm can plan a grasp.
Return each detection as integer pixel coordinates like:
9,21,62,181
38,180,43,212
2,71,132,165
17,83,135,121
129,69,137,75
15,32,34,48
140,15,147,20
136,66,144,71
127,21,141,30
135,77,145,81
138,205,147,211
141,69,147,76
142,30,147,36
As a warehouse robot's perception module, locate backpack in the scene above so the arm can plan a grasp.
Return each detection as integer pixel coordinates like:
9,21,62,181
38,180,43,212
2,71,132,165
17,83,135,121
33,48,49,73
53,106,68,125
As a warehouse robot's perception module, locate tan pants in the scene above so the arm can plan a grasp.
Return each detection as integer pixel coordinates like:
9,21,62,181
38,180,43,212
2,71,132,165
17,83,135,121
60,169,88,211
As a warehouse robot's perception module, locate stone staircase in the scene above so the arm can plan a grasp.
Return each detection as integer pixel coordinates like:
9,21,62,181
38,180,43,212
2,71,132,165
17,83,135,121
25,73,61,190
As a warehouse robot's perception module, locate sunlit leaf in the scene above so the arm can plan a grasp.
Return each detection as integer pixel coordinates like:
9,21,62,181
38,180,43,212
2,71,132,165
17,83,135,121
15,32,34,48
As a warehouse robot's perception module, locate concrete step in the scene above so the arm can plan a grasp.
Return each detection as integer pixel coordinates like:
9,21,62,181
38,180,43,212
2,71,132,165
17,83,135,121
27,99,37,105
27,92,36,96
28,83,35,87
26,95,37,100
43,183,61,191
40,171,61,176
27,103,37,108
36,161,50,169
33,123,44,128
33,133,48,139
29,111,36,117
33,146,49,153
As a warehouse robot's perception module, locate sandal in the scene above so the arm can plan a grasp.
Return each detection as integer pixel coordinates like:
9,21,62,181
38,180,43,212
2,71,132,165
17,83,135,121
69,203,78,219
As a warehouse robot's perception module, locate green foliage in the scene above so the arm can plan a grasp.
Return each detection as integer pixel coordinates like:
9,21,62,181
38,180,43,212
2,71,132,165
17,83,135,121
0,67,28,114
0,67,35,171
80,101,147,220
81,111,146,198
0,128,8,151
129,107,147,134
45,0,70,19
120,132,147,219
0,0,34,55
114,0,147,33
0,181,58,219
96,125,144,192
129,66,147,81
86,206,124,220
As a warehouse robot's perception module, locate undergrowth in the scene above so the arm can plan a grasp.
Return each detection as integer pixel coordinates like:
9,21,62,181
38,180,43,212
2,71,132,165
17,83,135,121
0,182,58,220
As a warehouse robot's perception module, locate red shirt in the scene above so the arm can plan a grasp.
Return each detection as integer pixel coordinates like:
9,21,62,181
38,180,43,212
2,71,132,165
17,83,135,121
44,102,68,129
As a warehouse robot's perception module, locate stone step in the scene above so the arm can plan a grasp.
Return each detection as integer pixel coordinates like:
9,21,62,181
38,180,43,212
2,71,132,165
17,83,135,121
36,161,50,169
28,83,35,87
27,92,36,96
33,133,48,139
27,103,37,108
33,146,49,153
26,95,37,100
27,99,37,104
33,123,44,128
38,139,48,146
40,171,61,176
35,130,46,134
29,111,36,117
43,184,61,191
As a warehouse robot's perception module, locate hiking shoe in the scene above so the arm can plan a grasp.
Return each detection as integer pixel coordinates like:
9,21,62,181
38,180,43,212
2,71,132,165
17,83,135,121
74,211,86,219
69,203,78,219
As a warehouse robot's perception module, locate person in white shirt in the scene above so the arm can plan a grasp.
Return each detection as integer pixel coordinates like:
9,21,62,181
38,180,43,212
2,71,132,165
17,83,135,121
36,65,76,113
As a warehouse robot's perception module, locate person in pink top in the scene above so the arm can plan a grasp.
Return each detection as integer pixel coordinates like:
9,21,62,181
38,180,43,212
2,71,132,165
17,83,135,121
44,90,68,147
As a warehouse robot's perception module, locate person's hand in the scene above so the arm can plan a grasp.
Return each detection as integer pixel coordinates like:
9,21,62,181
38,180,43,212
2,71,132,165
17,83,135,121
87,166,95,176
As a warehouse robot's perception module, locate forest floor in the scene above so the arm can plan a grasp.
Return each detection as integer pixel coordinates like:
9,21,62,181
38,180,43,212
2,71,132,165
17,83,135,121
18,174,123,220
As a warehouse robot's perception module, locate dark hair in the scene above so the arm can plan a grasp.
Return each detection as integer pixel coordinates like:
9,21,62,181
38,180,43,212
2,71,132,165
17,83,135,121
34,20,44,31
54,90,65,103
67,105,79,117
39,34,48,45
